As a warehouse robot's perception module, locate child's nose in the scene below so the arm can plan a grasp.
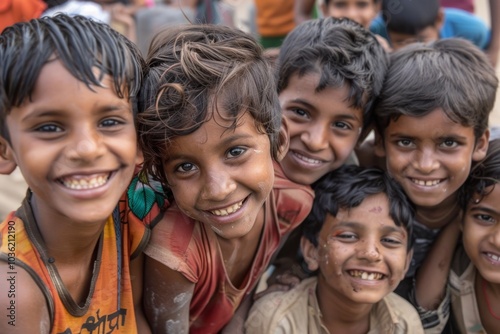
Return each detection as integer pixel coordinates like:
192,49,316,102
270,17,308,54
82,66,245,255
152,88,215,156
200,170,237,201
66,127,105,162
357,240,382,262
414,148,439,173
301,125,328,151
488,225,500,248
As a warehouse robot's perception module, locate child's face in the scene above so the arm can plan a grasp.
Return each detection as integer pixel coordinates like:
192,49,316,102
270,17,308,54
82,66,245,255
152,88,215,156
322,0,380,29
161,109,274,240
304,193,411,304
1,60,141,224
462,185,500,284
388,26,439,51
279,72,363,185
379,108,488,209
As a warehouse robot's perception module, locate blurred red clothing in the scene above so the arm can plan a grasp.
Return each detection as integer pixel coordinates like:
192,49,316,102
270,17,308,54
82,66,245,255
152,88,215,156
0,0,46,32
441,0,474,12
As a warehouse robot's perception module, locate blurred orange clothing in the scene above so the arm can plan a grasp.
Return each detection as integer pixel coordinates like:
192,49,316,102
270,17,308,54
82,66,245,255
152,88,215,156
255,0,295,37
0,0,46,32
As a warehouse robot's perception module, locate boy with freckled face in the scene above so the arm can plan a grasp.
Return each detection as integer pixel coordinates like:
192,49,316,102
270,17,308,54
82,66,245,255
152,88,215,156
245,165,423,334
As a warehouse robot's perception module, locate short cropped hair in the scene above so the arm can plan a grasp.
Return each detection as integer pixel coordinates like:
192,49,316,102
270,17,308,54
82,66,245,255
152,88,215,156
137,24,281,185
459,139,500,207
277,17,389,138
303,165,415,251
375,38,498,139
382,0,440,34
0,14,144,140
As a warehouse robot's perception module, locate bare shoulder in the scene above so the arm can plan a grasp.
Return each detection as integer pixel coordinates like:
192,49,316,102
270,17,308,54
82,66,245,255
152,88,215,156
0,260,51,333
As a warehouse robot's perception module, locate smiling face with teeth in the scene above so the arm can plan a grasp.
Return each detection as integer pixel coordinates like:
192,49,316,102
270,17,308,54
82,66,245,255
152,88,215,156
162,110,275,240
379,108,489,212
302,193,412,306
1,61,141,226
279,72,364,185
462,185,500,285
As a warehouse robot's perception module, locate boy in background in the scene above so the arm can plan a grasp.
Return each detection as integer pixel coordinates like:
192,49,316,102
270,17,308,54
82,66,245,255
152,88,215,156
371,0,490,52
246,165,423,334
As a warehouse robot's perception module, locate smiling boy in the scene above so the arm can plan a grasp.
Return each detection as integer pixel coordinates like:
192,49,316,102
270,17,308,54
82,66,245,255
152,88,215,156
245,165,423,334
365,39,498,327
277,17,388,185
0,15,151,333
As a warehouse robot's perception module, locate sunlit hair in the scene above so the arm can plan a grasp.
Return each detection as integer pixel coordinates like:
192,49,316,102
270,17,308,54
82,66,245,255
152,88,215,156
0,14,144,141
277,17,389,139
303,165,415,251
459,139,500,207
137,24,281,185
375,38,498,140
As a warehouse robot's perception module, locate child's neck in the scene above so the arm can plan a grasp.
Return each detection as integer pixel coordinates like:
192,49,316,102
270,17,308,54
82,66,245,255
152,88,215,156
316,282,372,334
476,273,500,331
216,207,266,288
31,195,106,262
415,196,460,230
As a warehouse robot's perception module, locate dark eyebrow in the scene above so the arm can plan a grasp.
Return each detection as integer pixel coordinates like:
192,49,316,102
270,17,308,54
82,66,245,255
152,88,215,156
290,98,361,121
165,132,255,162
335,221,406,235
469,206,499,216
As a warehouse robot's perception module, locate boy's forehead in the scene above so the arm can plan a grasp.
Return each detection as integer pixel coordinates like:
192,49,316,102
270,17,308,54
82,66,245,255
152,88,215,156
383,107,474,138
324,193,396,229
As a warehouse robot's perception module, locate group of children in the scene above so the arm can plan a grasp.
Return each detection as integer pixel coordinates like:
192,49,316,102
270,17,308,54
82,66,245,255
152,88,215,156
0,8,499,334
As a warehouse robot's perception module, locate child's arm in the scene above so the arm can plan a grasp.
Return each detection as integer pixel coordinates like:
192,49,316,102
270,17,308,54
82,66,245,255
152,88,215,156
415,218,460,309
143,255,195,333
0,262,50,333
412,217,461,332
130,252,151,334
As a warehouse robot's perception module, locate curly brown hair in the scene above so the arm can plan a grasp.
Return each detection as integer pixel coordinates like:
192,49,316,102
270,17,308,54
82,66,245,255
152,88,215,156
137,24,282,185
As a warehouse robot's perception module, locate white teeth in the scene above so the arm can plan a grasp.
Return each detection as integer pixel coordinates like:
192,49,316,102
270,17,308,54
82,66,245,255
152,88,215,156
211,201,243,216
412,179,441,186
294,152,322,165
348,270,384,280
486,253,500,261
61,174,109,190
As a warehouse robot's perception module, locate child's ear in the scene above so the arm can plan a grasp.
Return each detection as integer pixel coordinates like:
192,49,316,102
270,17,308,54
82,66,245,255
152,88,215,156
373,129,386,158
135,145,144,166
0,137,17,175
276,117,290,162
300,236,319,272
403,248,414,278
472,129,490,162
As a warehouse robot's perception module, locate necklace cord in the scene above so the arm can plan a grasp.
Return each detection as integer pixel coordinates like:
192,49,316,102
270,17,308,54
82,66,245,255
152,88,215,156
482,276,500,320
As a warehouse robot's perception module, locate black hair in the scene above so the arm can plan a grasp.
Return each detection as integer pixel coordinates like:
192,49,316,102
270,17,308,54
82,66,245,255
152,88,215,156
0,14,144,140
277,17,389,139
304,164,415,251
459,139,500,207
375,38,498,140
382,0,440,34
